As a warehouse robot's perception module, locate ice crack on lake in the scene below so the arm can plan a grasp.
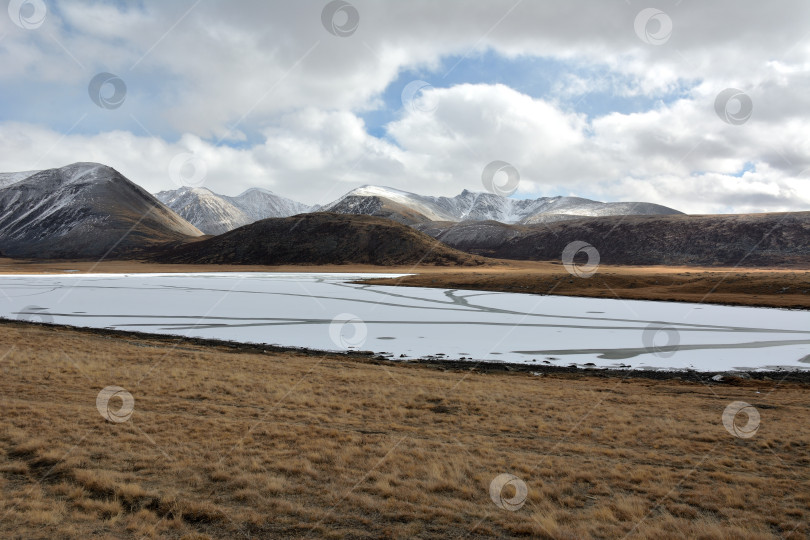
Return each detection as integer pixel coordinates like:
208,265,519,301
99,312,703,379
1,272,808,371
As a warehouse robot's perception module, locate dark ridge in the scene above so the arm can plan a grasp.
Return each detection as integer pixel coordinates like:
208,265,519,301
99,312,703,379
415,212,810,267
151,212,487,266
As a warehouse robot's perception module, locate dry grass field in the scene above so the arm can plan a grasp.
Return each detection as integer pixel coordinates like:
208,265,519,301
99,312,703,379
0,321,808,539
360,265,810,310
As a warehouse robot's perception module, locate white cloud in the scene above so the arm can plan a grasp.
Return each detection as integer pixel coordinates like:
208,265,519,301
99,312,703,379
0,1,809,214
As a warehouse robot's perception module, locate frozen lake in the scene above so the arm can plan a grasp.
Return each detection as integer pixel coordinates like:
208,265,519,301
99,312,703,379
1,272,809,371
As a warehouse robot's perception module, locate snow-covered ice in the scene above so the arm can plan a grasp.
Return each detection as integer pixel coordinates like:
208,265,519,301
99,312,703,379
1,272,808,372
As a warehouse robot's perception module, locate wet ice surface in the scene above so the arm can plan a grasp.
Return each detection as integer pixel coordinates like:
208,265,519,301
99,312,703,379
1,272,809,372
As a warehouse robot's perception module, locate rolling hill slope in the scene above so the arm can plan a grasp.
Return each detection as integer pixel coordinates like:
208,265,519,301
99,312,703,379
152,212,486,266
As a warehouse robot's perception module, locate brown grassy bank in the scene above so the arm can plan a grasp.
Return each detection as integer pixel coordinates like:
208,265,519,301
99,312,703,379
359,264,810,310
0,321,808,538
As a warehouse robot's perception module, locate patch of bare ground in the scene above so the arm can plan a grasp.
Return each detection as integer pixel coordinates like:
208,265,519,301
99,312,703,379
0,321,808,538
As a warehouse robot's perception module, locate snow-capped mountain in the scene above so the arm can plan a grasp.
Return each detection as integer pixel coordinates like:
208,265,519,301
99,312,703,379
157,183,683,234
231,187,310,223
0,163,202,258
0,160,683,257
322,185,682,225
325,186,458,222
155,187,249,236
155,186,311,235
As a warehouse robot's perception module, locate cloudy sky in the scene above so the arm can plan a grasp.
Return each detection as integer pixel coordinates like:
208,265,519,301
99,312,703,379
1,0,809,213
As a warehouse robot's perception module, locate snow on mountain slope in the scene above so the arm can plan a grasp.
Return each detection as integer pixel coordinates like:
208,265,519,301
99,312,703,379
155,186,311,235
156,183,682,234
322,185,683,225
155,187,251,235
0,160,684,260
519,200,680,223
225,188,310,222
331,186,457,221
431,190,558,222
0,170,40,189
0,162,202,258
322,186,536,223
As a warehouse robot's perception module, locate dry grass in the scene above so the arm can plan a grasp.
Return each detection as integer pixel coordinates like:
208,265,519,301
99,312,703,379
0,321,808,538
361,265,810,309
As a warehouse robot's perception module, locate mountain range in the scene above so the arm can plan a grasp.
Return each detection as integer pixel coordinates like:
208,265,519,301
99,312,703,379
1,161,807,267
155,186,310,235
154,183,683,233
320,185,681,225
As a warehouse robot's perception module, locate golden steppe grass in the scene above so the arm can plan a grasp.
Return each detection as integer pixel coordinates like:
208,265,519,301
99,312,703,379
0,321,808,539
360,266,810,310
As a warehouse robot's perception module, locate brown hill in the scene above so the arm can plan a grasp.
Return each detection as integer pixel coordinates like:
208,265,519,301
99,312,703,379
152,212,486,266
414,212,810,267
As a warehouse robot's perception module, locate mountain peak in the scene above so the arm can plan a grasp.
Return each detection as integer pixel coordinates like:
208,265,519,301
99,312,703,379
155,184,311,235
236,187,275,197
15,162,129,190
59,162,116,179
347,185,409,197
0,162,201,258
66,161,108,168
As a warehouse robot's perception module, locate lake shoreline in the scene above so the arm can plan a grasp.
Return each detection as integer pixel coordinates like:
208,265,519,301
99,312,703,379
3,318,808,383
